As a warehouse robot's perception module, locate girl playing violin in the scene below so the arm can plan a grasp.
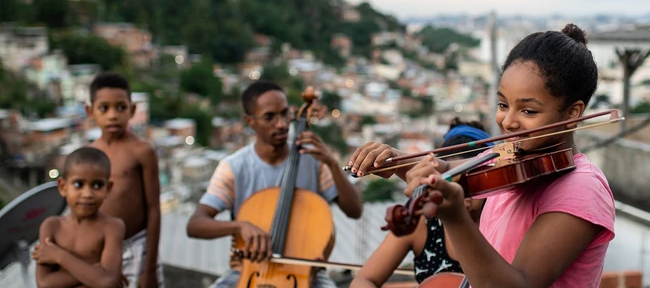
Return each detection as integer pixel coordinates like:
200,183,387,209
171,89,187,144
347,23,615,288
350,119,491,288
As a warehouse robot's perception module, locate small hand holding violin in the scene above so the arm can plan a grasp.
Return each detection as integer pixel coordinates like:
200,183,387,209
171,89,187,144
404,153,441,197
407,173,467,223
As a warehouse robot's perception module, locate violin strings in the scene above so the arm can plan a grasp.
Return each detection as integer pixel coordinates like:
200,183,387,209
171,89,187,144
511,119,623,144
356,118,622,177
361,146,492,175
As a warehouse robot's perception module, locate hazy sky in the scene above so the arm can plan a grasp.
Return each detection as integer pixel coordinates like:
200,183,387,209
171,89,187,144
347,0,650,19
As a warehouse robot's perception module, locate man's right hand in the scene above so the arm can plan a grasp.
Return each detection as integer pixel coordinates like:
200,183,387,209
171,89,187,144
348,142,402,178
237,221,273,262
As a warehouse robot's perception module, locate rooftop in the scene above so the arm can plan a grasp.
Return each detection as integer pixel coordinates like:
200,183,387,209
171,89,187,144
28,118,73,132
165,118,195,130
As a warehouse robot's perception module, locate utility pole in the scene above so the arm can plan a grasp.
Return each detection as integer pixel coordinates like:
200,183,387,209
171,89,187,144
616,48,650,132
487,11,500,137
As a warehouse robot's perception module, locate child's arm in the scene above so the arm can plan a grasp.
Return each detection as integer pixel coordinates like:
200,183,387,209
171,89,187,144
44,219,125,288
350,225,415,288
419,177,603,288
139,142,162,287
34,217,82,288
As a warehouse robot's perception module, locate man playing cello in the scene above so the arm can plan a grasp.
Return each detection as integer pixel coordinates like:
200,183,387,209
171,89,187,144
186,80,363,288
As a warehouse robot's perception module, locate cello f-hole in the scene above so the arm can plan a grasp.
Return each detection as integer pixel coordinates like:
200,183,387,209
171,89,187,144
246,271,260,288
286,274,297,288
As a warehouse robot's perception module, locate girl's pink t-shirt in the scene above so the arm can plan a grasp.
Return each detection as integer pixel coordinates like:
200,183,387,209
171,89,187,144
475,151,616,287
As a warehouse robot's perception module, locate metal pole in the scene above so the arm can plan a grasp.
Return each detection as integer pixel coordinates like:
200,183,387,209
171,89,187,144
488,11,501,137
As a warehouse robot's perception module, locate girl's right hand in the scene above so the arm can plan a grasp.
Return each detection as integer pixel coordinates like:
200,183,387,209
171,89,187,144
348,142,401,178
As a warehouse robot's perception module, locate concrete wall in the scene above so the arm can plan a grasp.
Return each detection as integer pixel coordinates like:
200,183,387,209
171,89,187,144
576,131,650,211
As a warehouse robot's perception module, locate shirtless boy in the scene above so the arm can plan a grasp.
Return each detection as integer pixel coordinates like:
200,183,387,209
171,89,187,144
33,147,126,288
85,72,163,288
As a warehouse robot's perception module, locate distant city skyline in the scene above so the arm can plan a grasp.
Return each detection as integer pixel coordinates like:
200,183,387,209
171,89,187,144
347,0,650,19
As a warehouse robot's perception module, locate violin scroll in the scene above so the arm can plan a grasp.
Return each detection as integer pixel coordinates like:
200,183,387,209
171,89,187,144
381,203,416,236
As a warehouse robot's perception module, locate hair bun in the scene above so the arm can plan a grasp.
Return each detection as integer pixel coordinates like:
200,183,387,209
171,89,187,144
562,23,588,44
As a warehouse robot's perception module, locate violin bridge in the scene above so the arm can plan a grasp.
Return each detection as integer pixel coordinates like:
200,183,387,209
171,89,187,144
492,142,518,166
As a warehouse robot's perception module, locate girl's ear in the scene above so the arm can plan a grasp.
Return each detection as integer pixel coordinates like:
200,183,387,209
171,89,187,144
566,100,585,129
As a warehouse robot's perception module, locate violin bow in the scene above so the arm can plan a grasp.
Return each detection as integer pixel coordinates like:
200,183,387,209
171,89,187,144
343,109,624,177
230,248,413,275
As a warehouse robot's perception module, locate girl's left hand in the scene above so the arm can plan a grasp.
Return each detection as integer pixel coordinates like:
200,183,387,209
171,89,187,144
407,174,467,222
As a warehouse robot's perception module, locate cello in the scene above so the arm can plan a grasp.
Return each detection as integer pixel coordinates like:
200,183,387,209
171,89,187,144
233,86,336,288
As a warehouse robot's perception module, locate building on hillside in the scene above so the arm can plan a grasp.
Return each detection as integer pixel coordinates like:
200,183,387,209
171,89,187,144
93,22,155,68
0,24,48,73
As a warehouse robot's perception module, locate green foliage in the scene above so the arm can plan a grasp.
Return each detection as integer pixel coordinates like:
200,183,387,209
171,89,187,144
149,91,182,121
261,61,293,86
360,115,376,126
362,178,398,203
260,61,306,107
0,70,56,117
405,96,435,119
25,98,58,118
179,104,212,147
180,60,223,106
631,101,650,114
33,0,70,28
310,121,347,155
320,90,342,111
0,0,22,22
0,73,28,110
417,25,480,54
51,34,126,71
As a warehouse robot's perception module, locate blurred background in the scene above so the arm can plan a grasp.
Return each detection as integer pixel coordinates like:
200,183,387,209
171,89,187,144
1,0,650,287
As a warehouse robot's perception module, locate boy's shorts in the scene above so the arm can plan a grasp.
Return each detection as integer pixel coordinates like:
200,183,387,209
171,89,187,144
122,229,165,288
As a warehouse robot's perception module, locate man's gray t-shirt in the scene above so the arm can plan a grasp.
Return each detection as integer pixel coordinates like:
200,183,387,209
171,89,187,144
199,143,339,219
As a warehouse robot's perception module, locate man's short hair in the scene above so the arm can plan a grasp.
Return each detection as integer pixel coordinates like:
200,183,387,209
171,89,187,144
241,80,284,114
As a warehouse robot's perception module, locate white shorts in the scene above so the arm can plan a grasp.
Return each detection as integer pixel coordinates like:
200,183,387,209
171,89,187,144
122,229,165,288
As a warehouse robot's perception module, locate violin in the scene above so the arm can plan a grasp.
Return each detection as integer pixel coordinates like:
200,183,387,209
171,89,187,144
343,109,624,177
417,272,467,288
368,109,624,237
233,86,336,288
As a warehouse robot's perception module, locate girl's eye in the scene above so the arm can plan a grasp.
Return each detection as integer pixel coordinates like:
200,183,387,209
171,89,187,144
498,103,508,109
73,181,83,188
92,182,103,189
523,110,539,115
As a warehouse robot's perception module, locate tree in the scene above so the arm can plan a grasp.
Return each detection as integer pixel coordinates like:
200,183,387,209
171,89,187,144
417,25,480,54
180,60,223,106
310,122,347,155
631,101,650,114
362,178,399,202
320,90,342,111
52,34,126,71
179,104,212,147
33,0,70,28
